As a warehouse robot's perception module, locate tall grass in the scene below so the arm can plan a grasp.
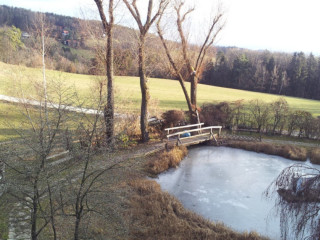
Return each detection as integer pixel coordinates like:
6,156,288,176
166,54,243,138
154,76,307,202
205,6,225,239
226,141,308,161
310,148,320,164
147,146,188,174
128,179,268,240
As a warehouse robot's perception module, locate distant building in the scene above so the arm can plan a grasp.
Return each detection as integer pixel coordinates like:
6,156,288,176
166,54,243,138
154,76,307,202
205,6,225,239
62,30,69,37
21,32,30,39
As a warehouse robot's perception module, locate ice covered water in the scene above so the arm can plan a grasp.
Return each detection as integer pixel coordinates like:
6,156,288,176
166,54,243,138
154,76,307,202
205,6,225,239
156,146,318,239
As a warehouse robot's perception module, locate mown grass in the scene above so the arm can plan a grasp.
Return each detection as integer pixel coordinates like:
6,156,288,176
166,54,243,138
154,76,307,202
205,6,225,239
0,102,30,141
1,62,320,116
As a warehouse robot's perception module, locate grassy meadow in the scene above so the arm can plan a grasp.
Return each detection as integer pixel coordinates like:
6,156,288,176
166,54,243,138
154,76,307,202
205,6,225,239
1,62,320,114
1,61,320,141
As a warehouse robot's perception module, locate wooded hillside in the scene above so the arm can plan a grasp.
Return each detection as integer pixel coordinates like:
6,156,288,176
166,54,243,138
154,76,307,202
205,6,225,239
1,5,320,101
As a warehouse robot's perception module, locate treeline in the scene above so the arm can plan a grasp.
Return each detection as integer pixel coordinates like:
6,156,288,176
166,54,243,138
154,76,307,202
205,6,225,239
199,98,320,139
202,49,320,100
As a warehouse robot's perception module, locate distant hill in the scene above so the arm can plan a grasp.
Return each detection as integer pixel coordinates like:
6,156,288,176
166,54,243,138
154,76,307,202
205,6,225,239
0,5,170,78
1,5,319,100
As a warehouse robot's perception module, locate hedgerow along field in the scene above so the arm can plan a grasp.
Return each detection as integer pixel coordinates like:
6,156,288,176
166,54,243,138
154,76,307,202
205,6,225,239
1,61,320,141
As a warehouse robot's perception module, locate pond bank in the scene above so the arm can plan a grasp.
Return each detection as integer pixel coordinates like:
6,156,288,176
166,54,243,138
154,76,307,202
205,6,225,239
225,140,320,164
154,146,320,239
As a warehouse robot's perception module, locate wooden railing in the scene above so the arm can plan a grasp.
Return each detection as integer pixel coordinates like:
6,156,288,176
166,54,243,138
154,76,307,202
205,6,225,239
164,123,204,135
165,123,222,145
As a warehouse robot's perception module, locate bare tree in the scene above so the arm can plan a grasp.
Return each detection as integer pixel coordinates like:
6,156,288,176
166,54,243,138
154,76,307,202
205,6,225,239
94,0,115,148
270,98,289,135
248,99,270,133
30,13,53,121
122,0,168,142
156,15,193,112
0,78,121,239
157,0,225,117
1,81,76,240
265,164,320,240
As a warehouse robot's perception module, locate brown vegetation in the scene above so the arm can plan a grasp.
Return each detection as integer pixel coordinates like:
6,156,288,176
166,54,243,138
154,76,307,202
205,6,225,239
128,178,268,240
200,102,231,127
310,148,320,164
147,146,188,175
161,110,185,128
226,141,308,161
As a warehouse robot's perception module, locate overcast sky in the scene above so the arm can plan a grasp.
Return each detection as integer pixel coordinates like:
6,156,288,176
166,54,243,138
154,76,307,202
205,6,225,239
1,0,320,54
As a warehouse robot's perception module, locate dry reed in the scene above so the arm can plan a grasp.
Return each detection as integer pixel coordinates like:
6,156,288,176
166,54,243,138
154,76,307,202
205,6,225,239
147,146,188,174
226,141,308,161
310,148,320,164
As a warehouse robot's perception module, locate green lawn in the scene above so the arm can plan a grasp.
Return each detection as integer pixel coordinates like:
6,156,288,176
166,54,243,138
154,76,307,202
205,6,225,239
1,61,320,141
1,61,320,116
0,101,30,141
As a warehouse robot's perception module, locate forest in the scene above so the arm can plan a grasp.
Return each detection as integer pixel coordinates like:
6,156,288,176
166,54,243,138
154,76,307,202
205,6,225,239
202,49,320,100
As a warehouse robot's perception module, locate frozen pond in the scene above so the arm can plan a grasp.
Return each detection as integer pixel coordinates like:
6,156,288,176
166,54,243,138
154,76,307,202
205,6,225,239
156,146,318,239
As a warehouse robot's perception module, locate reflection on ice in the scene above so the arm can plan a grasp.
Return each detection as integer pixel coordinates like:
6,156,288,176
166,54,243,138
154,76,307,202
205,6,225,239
156,146,320,240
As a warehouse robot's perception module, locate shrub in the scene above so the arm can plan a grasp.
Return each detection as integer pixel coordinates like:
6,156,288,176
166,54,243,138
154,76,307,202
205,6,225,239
147,146,188,174
161,110,185,128
310,148,320,164
200,102,231,127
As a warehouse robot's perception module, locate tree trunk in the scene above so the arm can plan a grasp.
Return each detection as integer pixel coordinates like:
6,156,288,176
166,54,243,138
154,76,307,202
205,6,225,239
31,180,38,240
74,215,81,240
138,35,149,142
156,24,193,112
94,0,115,148
190,74,197,107
105,23,114,147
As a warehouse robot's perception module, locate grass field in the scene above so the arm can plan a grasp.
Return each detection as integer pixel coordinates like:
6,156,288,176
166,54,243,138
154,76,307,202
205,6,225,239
1,62,320,141
1,62,320,116
1,62,320,115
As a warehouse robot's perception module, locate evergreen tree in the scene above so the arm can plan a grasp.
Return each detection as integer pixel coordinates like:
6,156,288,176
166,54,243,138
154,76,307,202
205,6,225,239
305,53,318,99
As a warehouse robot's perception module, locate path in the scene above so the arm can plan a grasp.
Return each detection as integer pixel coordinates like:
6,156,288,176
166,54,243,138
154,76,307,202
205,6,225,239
0,94,125,117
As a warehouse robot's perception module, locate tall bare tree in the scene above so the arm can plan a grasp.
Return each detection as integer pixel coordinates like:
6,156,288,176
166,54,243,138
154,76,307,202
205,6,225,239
94,0,115,147
122,0,168,142
31,13,52,122
157,1,225,117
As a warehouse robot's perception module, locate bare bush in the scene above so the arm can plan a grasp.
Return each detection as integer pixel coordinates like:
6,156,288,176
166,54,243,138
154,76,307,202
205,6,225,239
200,102,232,127
161,110,185,128
265,165,320,239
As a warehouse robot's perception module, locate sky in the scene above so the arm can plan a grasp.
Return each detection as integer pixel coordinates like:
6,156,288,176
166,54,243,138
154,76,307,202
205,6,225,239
1,0,320,54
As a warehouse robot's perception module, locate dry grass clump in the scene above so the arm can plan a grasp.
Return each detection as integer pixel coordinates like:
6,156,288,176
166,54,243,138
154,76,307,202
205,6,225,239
279,145,308,161
147,146,188,174
310,148,320,164
227,141,308,161
128,179,268,240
